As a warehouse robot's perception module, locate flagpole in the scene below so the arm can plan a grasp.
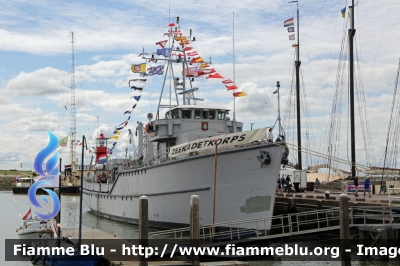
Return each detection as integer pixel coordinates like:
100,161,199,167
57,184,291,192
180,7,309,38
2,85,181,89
277,81,281,136
232,11,236,132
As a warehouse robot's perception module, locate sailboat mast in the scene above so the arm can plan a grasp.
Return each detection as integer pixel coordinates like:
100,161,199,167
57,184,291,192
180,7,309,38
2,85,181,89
294,1,302,170
349,0,356,179
70,32,76,171
232,11,236,132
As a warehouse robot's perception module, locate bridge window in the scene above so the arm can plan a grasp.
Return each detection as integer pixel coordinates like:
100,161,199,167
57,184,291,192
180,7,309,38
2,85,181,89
171,109,179,119
194,110,201,119
217,111,225,120
202,110,209,119
209,110,216,120
182,110,191,119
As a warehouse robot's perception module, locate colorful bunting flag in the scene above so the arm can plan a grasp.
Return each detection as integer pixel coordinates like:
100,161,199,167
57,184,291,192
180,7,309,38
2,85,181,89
186,67,199,77
132,104,137,109
108,135,119,140
284,18,294,27
233,92,247,97
226,84,238,90
129,78,147,84
156,48,172,57
179,40,190,46
58,136,68,147
131,63,146,73
289,34,295,40
222,79,234,84
133,96,141,101
131,86,143,92
273,89,278,94
175,36,187,41
287,27,294,32
190,57,204,64
207,73,224,79
187,50,199,57
183,46,193,51
156,40,168,48
148,65,164,76
124,110,132,115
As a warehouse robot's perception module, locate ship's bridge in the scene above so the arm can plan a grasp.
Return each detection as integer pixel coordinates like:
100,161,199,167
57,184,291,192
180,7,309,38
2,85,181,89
148,105,243,147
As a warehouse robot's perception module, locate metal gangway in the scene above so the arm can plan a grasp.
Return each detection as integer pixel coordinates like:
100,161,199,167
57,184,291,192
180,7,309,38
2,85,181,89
149,206,400,244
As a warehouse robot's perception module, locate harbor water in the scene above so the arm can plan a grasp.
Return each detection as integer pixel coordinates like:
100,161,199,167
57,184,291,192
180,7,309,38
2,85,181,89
0,191,396,265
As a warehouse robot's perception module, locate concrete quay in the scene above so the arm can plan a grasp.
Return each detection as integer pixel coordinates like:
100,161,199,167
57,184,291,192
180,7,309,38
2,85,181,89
275,191,400,209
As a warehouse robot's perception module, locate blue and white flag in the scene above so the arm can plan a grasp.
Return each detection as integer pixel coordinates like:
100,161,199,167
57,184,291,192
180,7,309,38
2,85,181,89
156,48,172,57
149,65,164,76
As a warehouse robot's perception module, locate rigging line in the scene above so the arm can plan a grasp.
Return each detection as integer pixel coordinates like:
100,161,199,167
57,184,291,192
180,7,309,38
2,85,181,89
380,58,400,187
299,0,328,42
365,0,395,90
282,142,371,170
354,36,374,166
323,16,349,158
319,16,349,154
300,68,318,167
320,0,343,147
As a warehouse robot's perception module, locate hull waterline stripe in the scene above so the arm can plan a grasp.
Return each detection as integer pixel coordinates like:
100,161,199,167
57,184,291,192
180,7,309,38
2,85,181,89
83,186,211,198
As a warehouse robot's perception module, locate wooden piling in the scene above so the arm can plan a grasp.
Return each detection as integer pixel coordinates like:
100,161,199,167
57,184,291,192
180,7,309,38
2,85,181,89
340,193,351,266
190,195,200,266
139,196,148,266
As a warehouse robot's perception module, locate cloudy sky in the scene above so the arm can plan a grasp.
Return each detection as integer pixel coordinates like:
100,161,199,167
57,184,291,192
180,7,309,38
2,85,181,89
0,0,399,172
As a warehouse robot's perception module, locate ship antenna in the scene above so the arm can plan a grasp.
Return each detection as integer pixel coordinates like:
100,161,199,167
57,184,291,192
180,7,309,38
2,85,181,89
70,32,76,171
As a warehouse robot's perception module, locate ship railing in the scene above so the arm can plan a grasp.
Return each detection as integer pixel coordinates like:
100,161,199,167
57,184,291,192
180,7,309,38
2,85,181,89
349,205,400,226
149,208,340,243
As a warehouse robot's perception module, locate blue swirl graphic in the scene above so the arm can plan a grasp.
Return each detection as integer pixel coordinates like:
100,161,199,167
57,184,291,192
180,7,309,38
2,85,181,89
33,131,59,177
28,180,60,220
29,131,61,221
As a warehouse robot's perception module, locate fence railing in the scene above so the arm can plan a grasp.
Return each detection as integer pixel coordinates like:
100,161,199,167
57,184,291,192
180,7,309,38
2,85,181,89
149,206,400,244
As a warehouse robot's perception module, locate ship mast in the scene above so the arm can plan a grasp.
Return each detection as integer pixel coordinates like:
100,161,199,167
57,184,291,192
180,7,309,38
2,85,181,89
349,0,356,179
232,11,236,132
289,1,302,170
70,32,76,170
